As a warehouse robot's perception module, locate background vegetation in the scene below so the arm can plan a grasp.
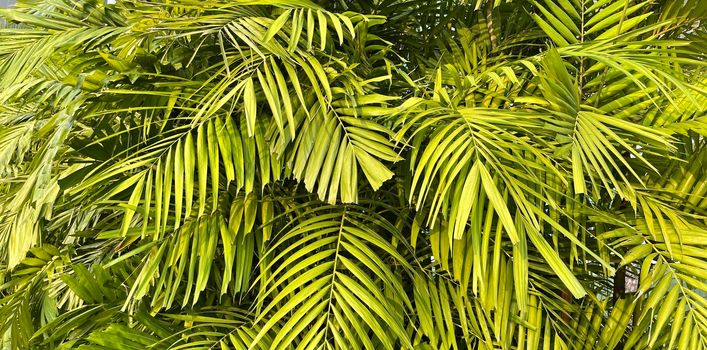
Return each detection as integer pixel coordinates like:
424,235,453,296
0,0,705,349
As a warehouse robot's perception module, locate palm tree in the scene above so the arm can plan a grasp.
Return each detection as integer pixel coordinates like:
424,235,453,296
0,0,705,348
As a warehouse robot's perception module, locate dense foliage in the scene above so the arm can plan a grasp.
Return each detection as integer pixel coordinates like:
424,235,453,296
0,0,705,349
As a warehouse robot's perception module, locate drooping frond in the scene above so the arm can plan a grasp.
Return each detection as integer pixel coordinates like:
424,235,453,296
0,0,705,349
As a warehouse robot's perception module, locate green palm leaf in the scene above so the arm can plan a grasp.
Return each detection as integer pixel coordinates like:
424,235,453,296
0,0,705,349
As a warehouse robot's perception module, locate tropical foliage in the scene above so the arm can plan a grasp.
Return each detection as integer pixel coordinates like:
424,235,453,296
0,0,705,349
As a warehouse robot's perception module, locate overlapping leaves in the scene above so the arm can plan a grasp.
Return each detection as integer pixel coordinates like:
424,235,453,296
0,0,705,349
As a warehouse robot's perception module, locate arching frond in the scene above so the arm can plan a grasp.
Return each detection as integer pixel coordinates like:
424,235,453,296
0,0,705,349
